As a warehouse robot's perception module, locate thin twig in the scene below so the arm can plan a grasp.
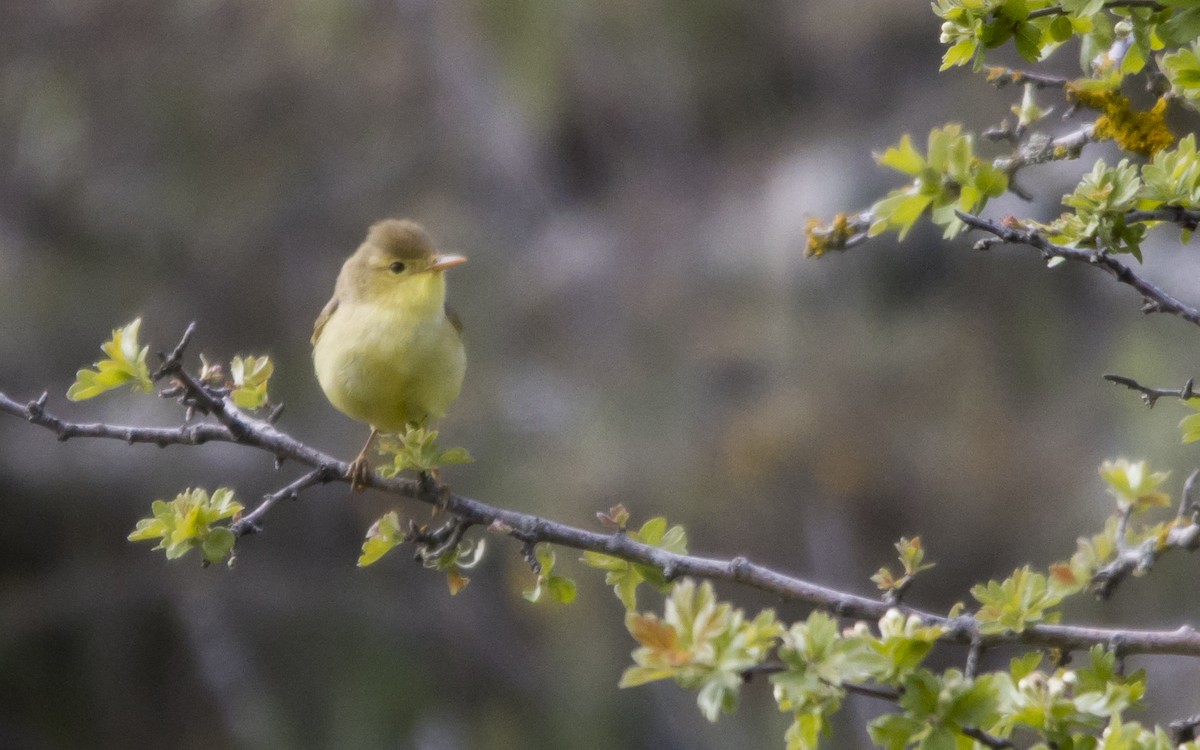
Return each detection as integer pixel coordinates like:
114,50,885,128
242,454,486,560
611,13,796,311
984,66,1071,89
1103,374,1194,407
152,321,197,381
840,681,902,703
961,726,1015,749
229,468,337,538
993,125,1096,179
1027,0,1165,19
1125,206,1200,231
957,211,1200,328
965,638,985,680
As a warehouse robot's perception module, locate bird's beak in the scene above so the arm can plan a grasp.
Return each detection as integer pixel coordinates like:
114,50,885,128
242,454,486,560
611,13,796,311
428,254,467,272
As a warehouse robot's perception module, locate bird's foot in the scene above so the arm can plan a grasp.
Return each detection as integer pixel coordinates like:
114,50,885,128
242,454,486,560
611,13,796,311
346,428,381,492
347,455,373,493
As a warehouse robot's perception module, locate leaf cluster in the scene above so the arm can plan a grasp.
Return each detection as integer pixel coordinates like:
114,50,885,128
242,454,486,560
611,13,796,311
971,566,1068,633
869,125,1008,241
774,610,945,749
229,355,273,410
872,536,937,596
128,487,243,565
67,318,154,401
936,0,1200,78
357,512,485,595
620,579,782,722
377,426,473,475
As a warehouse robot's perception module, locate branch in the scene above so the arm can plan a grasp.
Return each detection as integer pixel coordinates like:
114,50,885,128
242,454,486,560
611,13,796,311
1027,0,1165,19
960,727,1015,749
1172,713,1200,744
9,324,1200,658
1124,206,1200,232
957,211,1200,328
229,467,338,538
984,66,1070,90
1103,373,1195,407
993,124,1096,179
6,388,1200,659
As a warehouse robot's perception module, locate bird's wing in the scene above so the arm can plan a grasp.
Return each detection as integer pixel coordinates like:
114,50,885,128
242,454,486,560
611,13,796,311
311,295,340,345
445,303,463,337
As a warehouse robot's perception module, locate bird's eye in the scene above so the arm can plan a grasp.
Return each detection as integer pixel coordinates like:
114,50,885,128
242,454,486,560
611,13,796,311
389,262,406,274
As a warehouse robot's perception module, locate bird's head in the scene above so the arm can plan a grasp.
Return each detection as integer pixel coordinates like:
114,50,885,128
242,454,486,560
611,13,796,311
341,219,466,307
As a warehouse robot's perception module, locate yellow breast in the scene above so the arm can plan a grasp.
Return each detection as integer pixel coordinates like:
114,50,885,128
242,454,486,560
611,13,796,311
313,300,465,433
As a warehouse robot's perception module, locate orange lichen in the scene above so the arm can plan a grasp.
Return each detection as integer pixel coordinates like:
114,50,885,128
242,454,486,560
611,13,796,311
1067,86,1174,157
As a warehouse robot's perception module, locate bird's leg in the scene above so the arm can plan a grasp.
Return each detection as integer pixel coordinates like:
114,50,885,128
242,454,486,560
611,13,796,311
347,428,380,492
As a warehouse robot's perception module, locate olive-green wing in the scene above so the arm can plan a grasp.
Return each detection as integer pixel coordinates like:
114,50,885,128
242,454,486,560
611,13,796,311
445,303,463,337
311,295,339,346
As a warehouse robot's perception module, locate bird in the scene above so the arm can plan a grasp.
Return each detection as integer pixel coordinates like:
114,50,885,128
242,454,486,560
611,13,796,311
312,219,467,490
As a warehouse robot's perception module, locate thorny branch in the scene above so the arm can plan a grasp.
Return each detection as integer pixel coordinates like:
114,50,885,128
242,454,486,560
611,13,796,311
1090,471,1200,599
957,211,1200,328
1104,373,1196,408
984,66,1070,90
5,325,1200,659
993,124,1096,189
1026,0,1166,19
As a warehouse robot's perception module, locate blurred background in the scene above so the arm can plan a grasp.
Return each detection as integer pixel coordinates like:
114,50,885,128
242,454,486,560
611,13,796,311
3,1,1200,748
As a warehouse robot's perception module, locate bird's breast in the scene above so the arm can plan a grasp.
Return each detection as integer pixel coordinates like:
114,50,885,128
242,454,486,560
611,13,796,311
313,301,466,432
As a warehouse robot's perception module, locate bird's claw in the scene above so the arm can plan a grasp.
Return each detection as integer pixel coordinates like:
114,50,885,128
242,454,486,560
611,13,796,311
347,456,372,493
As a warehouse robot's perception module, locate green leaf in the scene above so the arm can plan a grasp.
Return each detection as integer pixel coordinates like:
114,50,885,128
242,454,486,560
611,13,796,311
868,713,924,750
1121,37,1146,75
696,679,737,722
918,726,956,750
971,566,1067,634
1162,43,1200,110
1098,458,1170,512
618,664,676,688
580,550,628,571
872,609,945,682
229,355,273,410
1140,134,1200,207
1013,21,1042,61
534,542,556,574
524,544,577,604
900,669,942,718
1158,8,1200,47
357,511,404,567
547,575,577,604
638,517,667,545
878,134,927,176
870,191,934,240
67,319,154,401
1009,651,1044,681
784,711,825,750
1049,15,1073,43
941,38,978,70
201,527,236,564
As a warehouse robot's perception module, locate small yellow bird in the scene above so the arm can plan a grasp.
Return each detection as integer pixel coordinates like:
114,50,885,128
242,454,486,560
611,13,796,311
312,219,467,489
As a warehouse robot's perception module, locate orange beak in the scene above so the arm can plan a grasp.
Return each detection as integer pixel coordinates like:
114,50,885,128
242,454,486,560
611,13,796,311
428,254,467,272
